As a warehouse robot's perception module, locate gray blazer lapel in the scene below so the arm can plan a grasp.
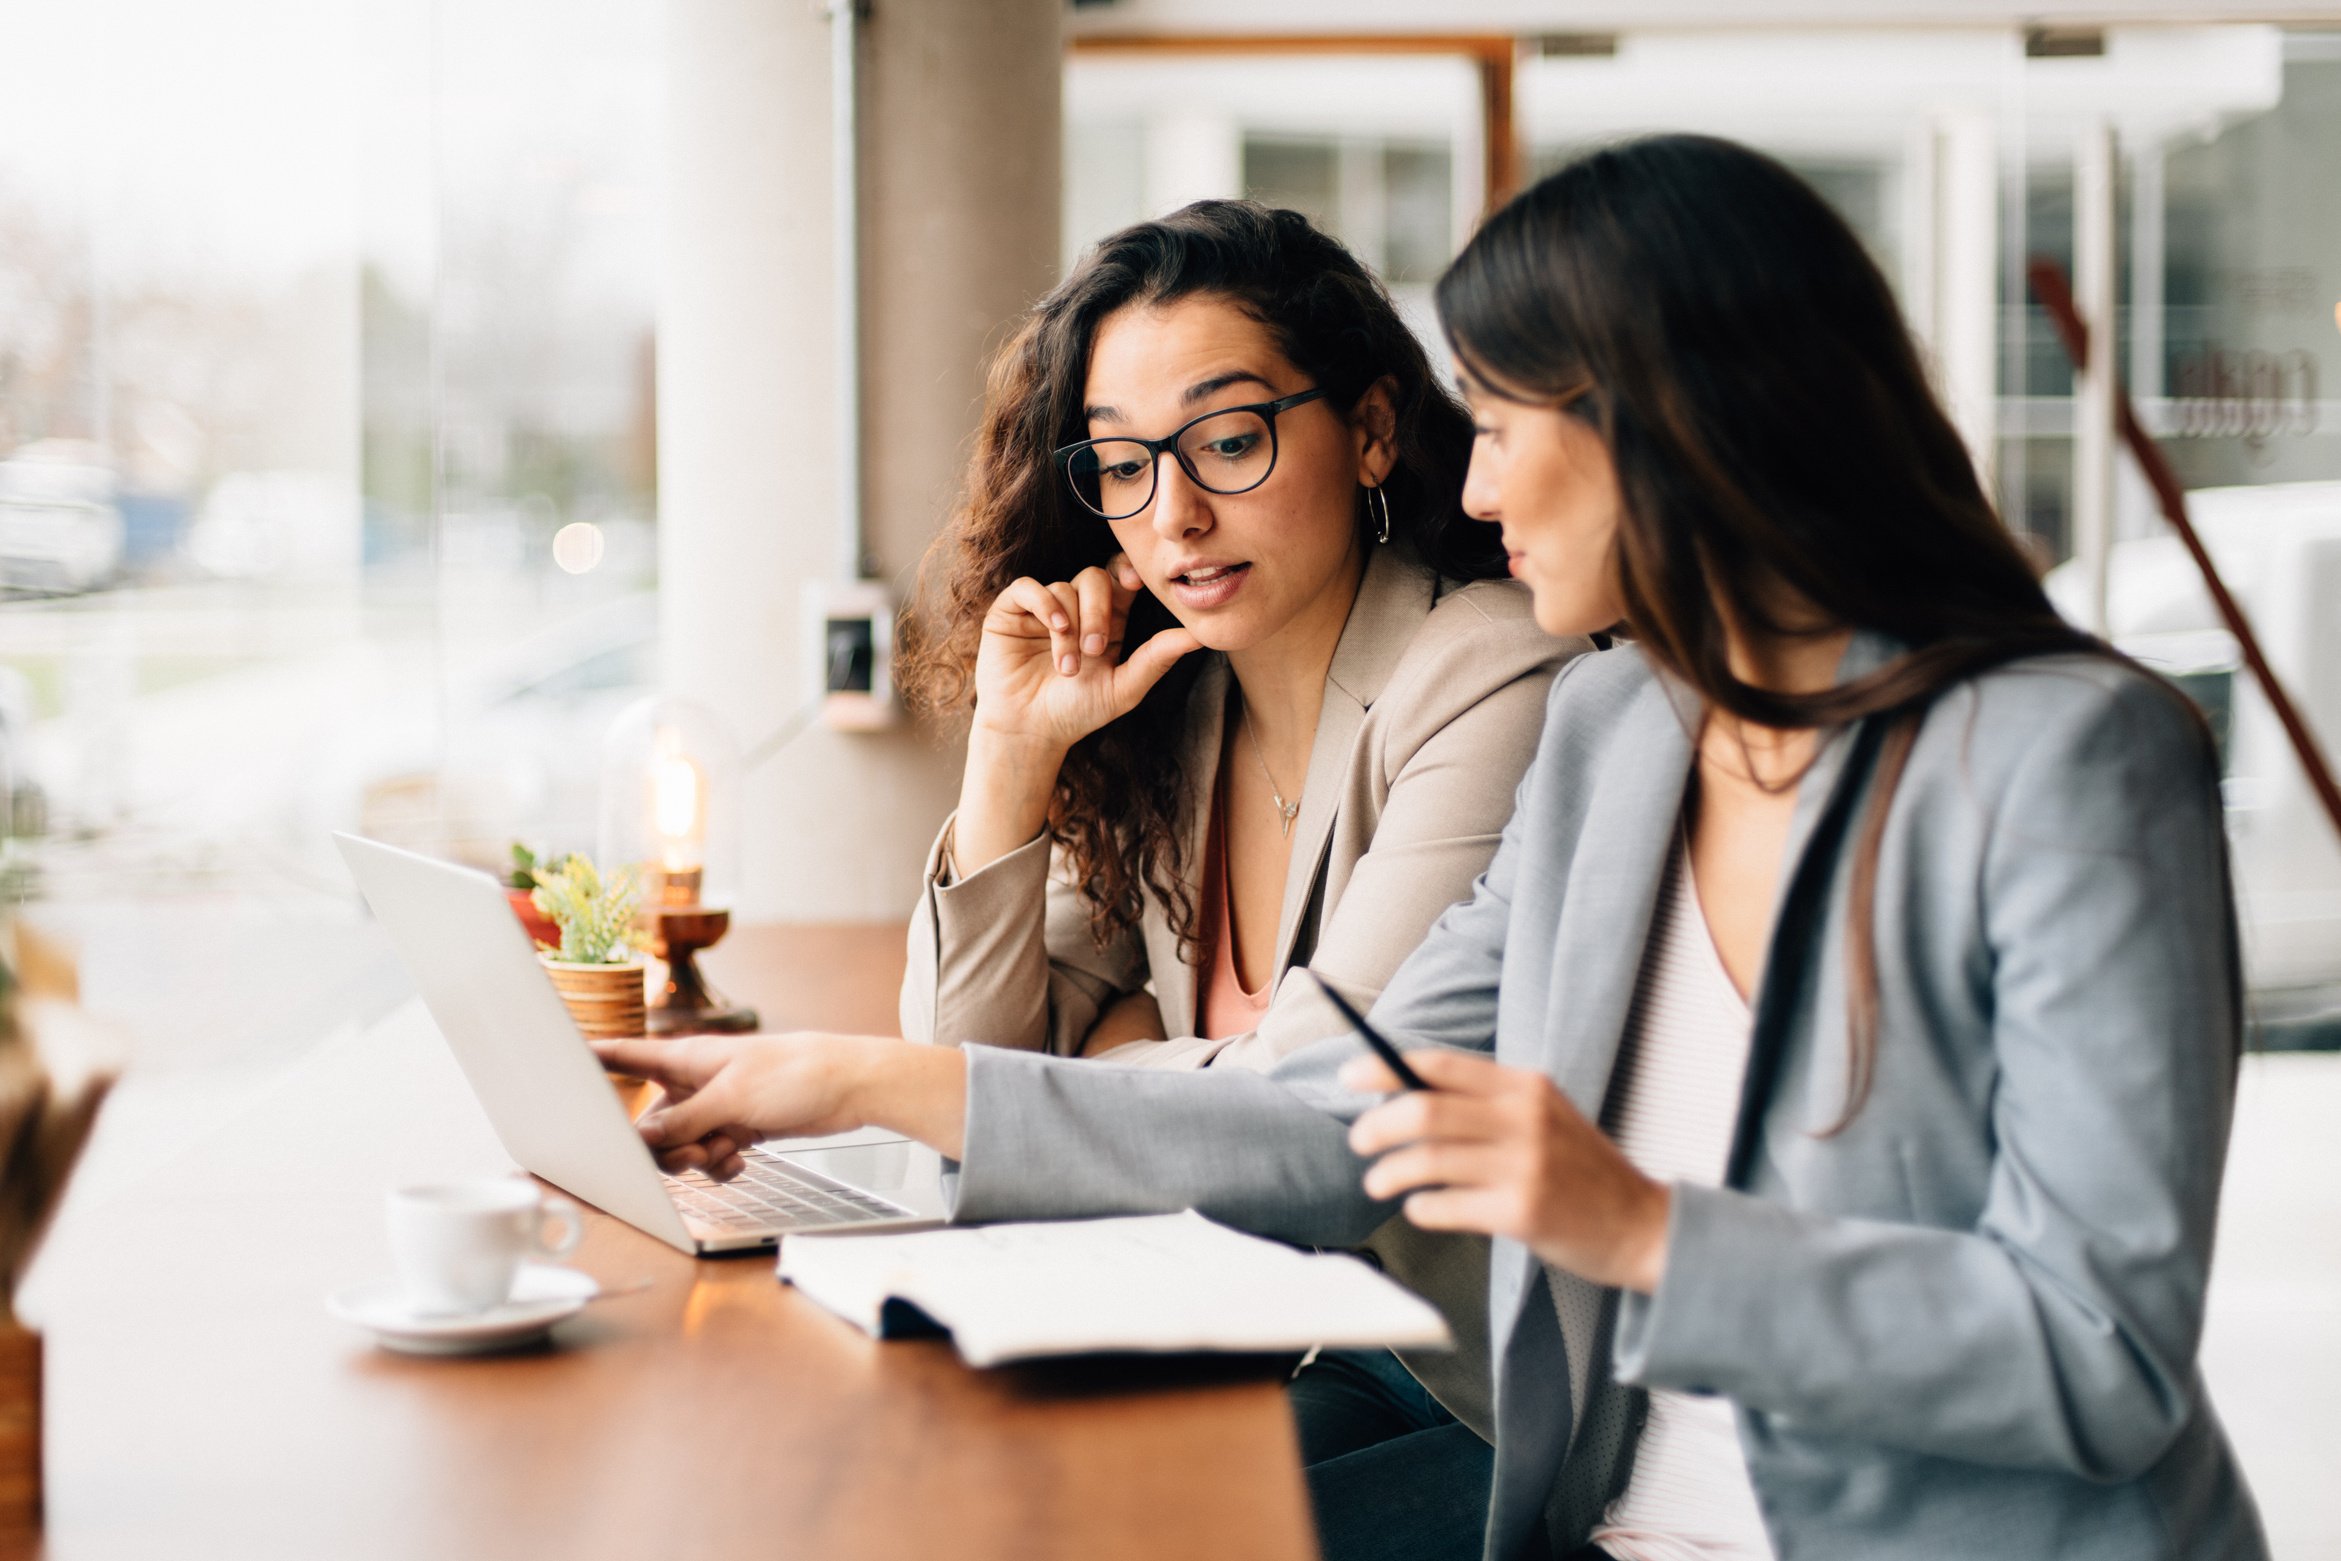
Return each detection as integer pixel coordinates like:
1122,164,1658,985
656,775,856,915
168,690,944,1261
1488,675,1694,1406
1540,674,1696,1117
1268,546,1434,975
1488,1261,1577,1559
1723,629,1901,1186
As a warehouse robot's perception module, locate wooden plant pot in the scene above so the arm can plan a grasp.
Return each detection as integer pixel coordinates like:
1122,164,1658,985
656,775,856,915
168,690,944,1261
0,1320,38,1533
538,957,648,1042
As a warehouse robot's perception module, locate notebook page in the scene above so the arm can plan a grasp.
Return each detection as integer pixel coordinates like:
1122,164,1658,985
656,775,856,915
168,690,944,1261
780,1211,1451,1367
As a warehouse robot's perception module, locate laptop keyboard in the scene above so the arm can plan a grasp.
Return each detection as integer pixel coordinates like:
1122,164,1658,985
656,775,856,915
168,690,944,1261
666,1148,912,1234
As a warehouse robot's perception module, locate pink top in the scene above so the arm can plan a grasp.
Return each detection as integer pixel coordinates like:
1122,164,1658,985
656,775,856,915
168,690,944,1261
1197,785,1274,1042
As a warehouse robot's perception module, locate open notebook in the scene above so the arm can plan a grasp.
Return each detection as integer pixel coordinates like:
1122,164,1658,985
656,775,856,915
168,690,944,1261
778,1211,1452,1367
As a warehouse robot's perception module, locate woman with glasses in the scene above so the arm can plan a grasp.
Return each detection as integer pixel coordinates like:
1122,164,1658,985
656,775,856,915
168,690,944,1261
894,199,1575,1079
888,200,1581,1433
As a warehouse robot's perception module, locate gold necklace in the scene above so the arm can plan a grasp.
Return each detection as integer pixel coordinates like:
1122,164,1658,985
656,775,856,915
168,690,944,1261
1241,708,1302,838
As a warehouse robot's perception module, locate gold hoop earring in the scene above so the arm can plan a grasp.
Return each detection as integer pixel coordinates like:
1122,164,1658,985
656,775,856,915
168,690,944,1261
1368,484,1392,545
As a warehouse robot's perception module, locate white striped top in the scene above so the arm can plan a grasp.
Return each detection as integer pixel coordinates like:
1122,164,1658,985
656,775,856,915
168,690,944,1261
1586,840,1775,1561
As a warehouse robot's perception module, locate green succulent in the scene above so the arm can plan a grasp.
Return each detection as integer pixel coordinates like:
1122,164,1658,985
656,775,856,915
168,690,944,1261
528,855,644,965
507,841,576,891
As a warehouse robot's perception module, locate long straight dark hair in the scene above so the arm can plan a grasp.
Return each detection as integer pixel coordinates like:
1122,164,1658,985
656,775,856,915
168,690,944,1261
1437,134,2129,1123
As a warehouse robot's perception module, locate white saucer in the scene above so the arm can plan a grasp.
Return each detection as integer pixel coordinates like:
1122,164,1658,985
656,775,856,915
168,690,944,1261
329,1264,600,1356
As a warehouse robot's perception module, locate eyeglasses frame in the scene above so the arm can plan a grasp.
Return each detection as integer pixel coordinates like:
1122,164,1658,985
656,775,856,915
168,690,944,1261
1053,387,1331,521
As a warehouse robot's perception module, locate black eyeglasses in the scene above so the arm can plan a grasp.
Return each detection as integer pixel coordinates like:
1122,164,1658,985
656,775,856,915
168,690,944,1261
1055,388,1328,522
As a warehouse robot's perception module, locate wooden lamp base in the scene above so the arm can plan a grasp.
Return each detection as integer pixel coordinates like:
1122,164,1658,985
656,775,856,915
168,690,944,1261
643,907,759,1037
0,1319,39,1534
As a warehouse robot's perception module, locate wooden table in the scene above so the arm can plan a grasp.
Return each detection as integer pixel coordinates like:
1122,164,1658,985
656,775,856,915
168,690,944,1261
25,924,1319,1560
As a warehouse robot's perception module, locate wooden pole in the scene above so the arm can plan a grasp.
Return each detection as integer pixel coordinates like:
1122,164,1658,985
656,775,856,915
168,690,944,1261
1480,44,1519,212
0,1320,37,1534
2027,257,2341,849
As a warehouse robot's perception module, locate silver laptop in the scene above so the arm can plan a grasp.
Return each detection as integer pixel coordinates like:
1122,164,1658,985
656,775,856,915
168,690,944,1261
334,832,949,1254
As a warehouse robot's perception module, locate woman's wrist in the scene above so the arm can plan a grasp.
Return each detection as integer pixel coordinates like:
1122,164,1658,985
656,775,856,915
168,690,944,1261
1620,1180,1674,1295
830,1035,969,1161
964,723,1069,797
953,725,1068,872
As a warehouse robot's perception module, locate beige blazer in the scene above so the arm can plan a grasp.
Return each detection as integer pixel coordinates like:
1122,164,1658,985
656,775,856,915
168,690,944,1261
900,543,1585,1434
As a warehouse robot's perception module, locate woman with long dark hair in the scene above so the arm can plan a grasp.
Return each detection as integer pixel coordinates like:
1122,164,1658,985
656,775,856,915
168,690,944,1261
600,137,2264,1560
1315,133,2265,1559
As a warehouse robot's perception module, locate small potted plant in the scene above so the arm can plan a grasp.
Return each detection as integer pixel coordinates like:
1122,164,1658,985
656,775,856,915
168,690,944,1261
2,925,117,1536
504,843,566,951
530,854,648,1041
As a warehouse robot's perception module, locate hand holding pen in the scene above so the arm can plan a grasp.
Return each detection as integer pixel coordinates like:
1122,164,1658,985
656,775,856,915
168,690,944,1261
1311,968,1675,1295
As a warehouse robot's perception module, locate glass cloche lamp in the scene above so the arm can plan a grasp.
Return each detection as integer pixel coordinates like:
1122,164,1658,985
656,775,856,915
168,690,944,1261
598,696,759,1036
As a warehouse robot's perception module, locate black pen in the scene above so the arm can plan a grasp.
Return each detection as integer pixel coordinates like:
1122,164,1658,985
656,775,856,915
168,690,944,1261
1307,970,1429,1091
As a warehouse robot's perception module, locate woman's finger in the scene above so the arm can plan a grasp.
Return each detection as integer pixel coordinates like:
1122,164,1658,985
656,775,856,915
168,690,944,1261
1071,567,1116,660
1398,1185,1517,1238
1398,1046,1519,1096
995,576,1066,636
638,1070,741,1149
1108,553,1145,597
997,577,1076,677
1359,1140,1513,1203
1349,1088,1508,1158
1044,580,1084,674
1108,626,1200,715
593,1037,720,1092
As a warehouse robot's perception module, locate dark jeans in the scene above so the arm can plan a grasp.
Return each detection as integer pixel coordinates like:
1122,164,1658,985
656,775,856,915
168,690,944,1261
1288,1348,1495,1561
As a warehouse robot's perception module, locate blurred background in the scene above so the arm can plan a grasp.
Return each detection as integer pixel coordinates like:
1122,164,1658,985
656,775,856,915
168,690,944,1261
3,1,2337,1549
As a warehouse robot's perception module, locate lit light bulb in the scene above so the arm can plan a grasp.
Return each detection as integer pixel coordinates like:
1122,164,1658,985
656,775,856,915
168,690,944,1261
648,733,705,875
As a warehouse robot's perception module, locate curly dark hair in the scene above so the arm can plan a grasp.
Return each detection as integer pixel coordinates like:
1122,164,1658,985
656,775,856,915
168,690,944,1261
899,199,1500,956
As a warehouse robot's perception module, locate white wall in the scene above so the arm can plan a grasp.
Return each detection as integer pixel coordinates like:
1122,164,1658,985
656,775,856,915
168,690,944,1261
660,0,1060,923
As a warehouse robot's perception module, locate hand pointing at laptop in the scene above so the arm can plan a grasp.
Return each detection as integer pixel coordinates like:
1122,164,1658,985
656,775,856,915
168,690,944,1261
592,1034,975,1173
596,1015,1668,1298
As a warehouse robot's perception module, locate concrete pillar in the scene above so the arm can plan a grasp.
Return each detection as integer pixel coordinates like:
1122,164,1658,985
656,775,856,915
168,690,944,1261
1337,139,1388,273
2072,120,2118,634
1899,119,1938,353
1145,111,1241,217
2129,138,2166,405
2119,136,2166,544
1930,111,2000,490
661,0,1061,922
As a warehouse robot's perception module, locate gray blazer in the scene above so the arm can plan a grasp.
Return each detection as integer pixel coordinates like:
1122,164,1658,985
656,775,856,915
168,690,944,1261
903,545,1580,1435
946,635,2268,1560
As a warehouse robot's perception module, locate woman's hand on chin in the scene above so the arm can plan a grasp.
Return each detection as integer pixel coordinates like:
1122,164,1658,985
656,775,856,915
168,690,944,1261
591,1032,971,1174
972,556,1200,754
1342,1048,1674,1295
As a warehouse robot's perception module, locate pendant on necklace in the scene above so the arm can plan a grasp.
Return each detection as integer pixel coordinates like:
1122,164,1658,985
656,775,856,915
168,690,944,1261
1240,705,1302,839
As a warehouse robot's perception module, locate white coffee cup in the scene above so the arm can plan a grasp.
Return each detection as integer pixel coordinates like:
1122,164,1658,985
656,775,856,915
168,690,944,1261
387,1179,584,1317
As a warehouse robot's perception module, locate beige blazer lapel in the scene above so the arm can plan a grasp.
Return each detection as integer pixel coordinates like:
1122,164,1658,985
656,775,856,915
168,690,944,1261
1268,545,1436,977
1144,546,1439,1027
1142,655,1228,1039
